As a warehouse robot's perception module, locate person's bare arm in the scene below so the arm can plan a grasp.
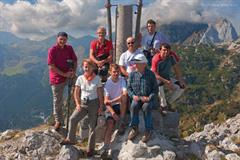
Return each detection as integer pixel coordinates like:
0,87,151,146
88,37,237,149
105,50,113,64
89,48,100,65
48,64,73,78
97,86,104,106
173,64,186,88
74,86,81,112
120,66,128,78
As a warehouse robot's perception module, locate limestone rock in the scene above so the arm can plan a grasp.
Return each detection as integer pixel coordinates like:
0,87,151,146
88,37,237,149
225,153,240,160
57,145,83,160
0,130,19,141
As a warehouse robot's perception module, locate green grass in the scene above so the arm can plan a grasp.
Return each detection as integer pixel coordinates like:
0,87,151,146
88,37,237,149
2,57,41,76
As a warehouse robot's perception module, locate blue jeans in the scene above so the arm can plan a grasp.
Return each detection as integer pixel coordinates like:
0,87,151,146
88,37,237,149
129,100,153,131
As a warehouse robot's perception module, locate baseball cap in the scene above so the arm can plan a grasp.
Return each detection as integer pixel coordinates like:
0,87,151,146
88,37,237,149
131,54,148,64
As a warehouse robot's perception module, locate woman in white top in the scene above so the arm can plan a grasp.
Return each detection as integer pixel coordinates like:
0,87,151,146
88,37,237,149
61,59,104,157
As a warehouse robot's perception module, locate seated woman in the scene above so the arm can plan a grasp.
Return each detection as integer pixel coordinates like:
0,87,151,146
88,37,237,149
60,59,104,157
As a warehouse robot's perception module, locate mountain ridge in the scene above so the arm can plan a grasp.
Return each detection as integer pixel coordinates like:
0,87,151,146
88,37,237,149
0,17,239,132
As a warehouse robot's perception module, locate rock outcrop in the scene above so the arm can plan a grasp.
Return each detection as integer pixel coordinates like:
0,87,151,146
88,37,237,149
181,18,238,46
199,18,238,44
0,113,239,159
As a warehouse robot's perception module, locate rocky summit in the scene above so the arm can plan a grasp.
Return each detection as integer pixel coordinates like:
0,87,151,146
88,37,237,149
0,111,239,160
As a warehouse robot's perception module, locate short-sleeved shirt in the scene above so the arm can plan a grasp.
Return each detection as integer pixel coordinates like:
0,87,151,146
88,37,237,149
142,32,169,50
119,49,144,74
48,44,77,85
104,76,127,105
151,51,179,80
90,39,113,58
75,75,102,100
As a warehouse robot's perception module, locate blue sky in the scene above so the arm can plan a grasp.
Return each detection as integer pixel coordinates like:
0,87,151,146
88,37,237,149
0,0,239,40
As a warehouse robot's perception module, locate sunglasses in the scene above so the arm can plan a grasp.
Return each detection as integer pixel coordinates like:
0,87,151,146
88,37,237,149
127,41,135,45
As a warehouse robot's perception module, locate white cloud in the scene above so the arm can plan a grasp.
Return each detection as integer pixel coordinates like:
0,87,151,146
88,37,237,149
142,0,205,25
0,0,106,40
0,0,239,40
141,0,240,33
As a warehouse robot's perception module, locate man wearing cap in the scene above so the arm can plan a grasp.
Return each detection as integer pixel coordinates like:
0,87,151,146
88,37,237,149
142,19,169,66
151,43,185,114
48,32,77,130
127,54,158,143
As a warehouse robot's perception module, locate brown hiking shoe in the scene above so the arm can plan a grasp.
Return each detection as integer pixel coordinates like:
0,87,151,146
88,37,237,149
128,127,138,141
141,130,152,143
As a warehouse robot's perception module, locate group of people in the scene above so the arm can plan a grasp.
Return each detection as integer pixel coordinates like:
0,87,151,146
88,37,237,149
47,19,185,157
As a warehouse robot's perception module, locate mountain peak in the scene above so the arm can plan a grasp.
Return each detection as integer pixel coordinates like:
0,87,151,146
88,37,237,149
200,17,238,44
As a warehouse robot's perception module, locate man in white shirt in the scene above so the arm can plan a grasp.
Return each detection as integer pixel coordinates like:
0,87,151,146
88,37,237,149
119,36,144,78
142,19,169,66
99,64,127,158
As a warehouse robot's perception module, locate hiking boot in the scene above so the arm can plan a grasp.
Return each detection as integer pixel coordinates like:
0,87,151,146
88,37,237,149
128,127,138,141
54,122,61,131
141,130,152,143
118,123,125,135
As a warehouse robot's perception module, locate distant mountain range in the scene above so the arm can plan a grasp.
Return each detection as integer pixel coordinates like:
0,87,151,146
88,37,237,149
0,33,95,131
0,17,239,131
157,18,238,45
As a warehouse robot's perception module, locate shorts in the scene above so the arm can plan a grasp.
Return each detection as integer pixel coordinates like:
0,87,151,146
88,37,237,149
105,104,120,121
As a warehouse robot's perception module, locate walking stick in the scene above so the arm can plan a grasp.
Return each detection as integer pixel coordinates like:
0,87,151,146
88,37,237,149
66,59,74,132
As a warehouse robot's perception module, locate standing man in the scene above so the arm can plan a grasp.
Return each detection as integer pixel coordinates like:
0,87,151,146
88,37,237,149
119,36,144,78
89,26,113,82
151,43,185,114
142,19,169,66
48,32,77,131
127,54,158,143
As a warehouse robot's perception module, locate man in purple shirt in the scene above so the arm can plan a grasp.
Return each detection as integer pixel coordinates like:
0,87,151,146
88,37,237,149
48,32,77,131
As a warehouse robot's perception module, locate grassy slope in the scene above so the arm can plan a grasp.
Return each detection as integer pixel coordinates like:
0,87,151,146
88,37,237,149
171,44,240,137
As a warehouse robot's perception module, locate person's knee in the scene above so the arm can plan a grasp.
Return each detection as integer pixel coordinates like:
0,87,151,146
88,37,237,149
69,113,78,122
120,94,127,106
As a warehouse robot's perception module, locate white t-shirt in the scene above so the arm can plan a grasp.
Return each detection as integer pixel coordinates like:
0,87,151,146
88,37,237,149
104,76,127,105
75,75,102,100
142,32,169,50
119,49,143,74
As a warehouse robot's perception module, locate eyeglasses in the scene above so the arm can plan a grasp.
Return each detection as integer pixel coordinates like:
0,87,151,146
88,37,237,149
127,41,135,45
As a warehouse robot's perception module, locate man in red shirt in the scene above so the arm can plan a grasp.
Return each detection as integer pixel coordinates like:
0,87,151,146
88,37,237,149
151,43,185,114
48,32,77,130
89,26,113,82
